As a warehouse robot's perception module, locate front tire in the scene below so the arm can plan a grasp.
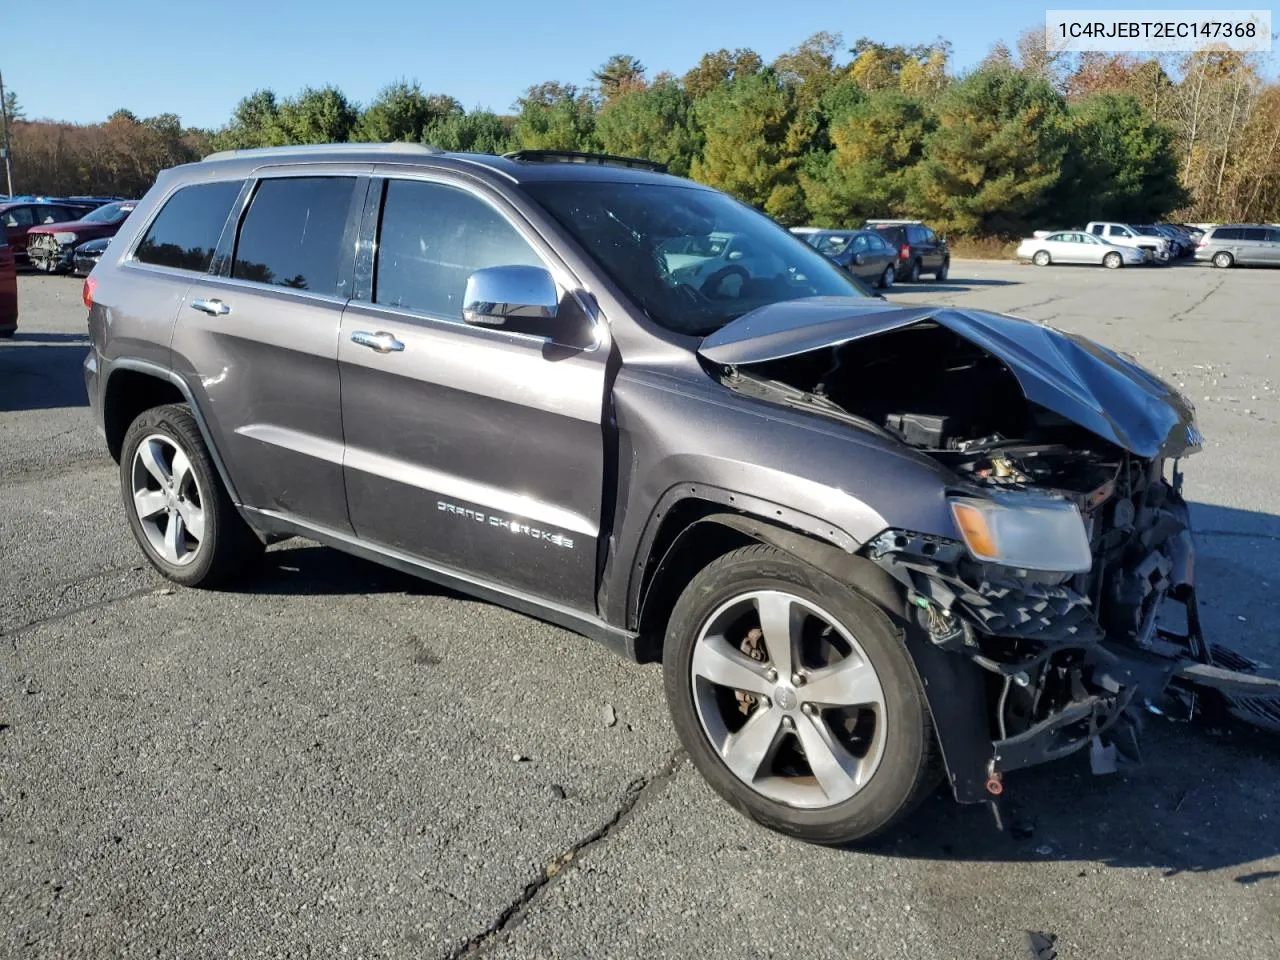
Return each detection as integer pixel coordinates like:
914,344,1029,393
907,259,921,282
662,545,939,845
120,403,263,588
1103,251,1122,269
1033,250,1051,266
935,259,949,281
1213,251,1234,269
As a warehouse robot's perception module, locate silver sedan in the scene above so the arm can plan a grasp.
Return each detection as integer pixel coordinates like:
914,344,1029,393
1016,231,1146,268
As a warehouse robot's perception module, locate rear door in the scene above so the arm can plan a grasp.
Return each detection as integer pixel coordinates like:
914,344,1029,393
1239,227,1268,264
172,169,367,533
338,172,608,610
2,205,34,255
1265,228,1280,264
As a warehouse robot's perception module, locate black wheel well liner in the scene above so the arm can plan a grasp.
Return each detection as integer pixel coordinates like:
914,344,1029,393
103,368,185,462
630,503,995,806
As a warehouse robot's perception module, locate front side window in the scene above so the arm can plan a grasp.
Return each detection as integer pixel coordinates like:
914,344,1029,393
812,234,851,255
135,180,243,272
232,177,356,295
35,206,62,224
374,179,543,319
1241,227,1267,242
527,181,867,337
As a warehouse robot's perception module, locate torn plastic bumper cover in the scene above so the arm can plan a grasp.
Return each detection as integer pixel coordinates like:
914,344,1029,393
865,509,1280,805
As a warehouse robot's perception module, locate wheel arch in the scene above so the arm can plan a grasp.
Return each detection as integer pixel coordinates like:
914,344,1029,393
631,496,900,664
103,359,243,505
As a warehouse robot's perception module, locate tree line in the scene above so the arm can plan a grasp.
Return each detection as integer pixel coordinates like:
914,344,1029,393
4,29,1279,235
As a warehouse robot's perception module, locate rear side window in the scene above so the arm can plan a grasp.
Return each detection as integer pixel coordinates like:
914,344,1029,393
373,179,543,319
232,177,356,296
1212,227,1240,241
135,180,243,272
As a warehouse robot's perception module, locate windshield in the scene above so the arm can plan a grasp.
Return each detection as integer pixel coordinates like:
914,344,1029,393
80,202,131,224
810,234,853,255
525,181,867,336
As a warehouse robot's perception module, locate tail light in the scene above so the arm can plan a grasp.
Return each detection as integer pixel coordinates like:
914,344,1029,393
1196,239,1208,248
82,276,97,310
898,244,910,260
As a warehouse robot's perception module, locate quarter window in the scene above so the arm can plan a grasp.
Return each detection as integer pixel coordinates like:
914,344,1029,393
233,177,356,295
135,180,243,272
373,179,543,319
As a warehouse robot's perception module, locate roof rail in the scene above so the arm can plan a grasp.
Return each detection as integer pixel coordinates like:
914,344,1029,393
502,150,667,173
202,142,443,163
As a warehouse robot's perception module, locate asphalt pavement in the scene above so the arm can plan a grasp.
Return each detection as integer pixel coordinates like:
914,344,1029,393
2,261,1278,959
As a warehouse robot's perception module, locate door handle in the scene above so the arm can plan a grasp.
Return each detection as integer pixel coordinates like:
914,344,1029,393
350,330,405,354
190,298,230,316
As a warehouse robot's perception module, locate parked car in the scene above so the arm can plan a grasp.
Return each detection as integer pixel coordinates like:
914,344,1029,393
0,241,17,337
26,200,137,273
866,219,950,281
1,200,100,263
1016,230,1144,268
72,236,112,277
801,229,899,288
1085,221,1171,263
1194,224,1280,268
1132,224,1187,257
84,143,1279,845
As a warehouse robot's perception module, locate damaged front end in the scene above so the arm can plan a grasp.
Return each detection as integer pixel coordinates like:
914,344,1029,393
700,299,1280,810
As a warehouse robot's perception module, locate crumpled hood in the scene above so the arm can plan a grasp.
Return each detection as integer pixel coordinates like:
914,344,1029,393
698,297,1201,459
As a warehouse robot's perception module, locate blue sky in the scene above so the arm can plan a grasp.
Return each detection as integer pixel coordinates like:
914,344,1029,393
3,0,1263,129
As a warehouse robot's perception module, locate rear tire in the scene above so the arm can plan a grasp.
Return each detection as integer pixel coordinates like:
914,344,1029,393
935,260,949,281
907,259,921,282
1033,250,1051,267
120,403,263,588
662,544,939,845
1212,251,1234,269
878,264,895,289
1103,252,1122,269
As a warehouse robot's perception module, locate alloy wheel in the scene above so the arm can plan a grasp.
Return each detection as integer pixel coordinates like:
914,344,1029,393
689,590,887,809
130,434,206,566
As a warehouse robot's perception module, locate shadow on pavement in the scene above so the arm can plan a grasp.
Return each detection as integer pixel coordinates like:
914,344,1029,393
245,542,455,600
0,338,90,412
893,277,1020,294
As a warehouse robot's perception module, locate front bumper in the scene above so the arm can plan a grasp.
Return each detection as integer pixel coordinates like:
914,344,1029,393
865,495,1280,805
27,237,75,273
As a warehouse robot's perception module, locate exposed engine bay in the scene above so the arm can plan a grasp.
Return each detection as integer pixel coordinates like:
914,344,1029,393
712,315,1280,809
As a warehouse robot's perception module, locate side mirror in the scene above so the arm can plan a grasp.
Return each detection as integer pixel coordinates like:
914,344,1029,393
854,253,865,265
463,265,558,330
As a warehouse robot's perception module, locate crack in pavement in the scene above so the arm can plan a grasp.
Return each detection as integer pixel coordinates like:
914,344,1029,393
2,583,160,650
445,748,687,959
1172,275,1226,321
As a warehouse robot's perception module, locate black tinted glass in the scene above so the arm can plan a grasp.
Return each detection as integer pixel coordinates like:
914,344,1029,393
1214,228,1240,240
233,177,356,295
374,179,542,319
1241,227,1267,241
136,181,242,272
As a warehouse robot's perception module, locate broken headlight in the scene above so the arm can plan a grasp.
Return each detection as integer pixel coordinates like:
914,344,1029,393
949,493,1092,573
53,232,78,246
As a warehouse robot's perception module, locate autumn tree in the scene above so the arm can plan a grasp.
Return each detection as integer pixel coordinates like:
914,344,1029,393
802,91,931,225
514,82,598,151
691,71,805,222
355,81,460,142
593,55,647,102
595,80,699,174
424,111,515,154
683,48,763,100
912,66,1069,234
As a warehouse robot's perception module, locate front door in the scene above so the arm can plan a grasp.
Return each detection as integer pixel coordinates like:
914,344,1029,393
172,172,366,533
338,174,607,611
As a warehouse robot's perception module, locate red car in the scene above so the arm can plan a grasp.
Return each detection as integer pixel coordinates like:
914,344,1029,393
0,200,97,263
0,241,17,338
26,201,138,274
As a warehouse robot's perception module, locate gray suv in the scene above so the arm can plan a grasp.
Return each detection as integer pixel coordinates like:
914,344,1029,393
84,144,1279,844
1195,223,1280,267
